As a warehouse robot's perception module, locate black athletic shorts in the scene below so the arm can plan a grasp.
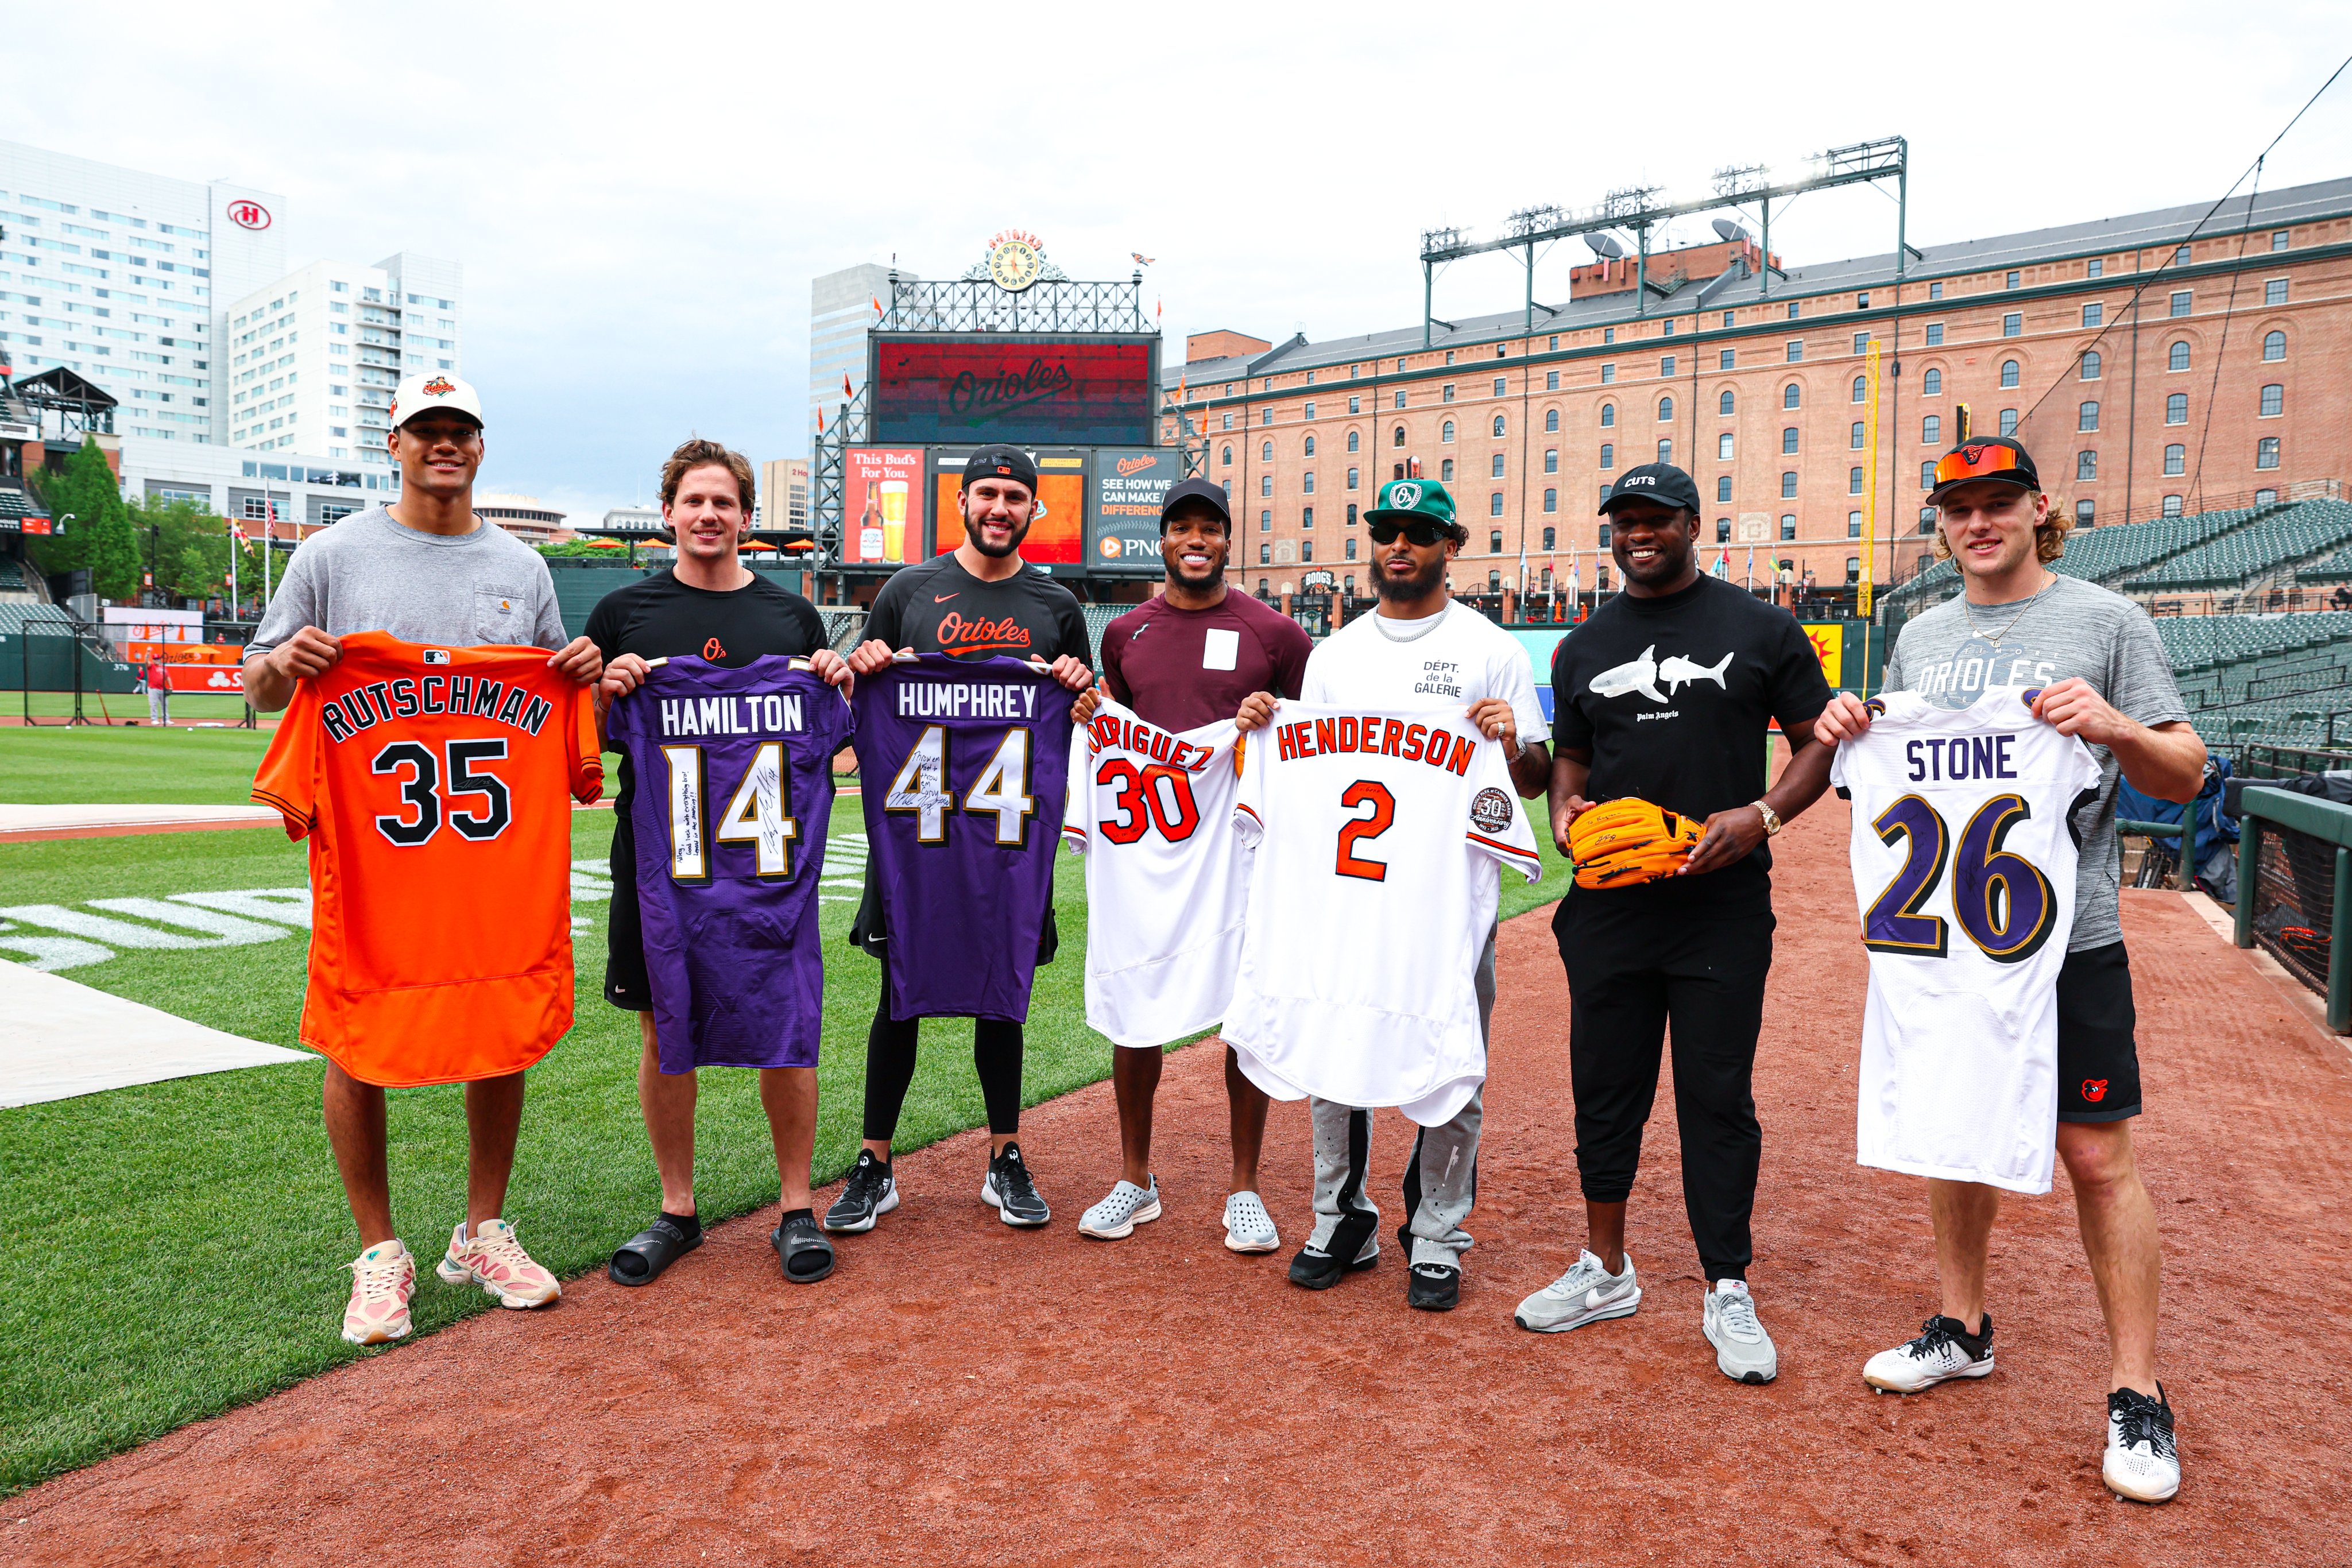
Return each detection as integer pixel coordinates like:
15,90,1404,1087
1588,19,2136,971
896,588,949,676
2056,941,2141,1122
604,824,652,1013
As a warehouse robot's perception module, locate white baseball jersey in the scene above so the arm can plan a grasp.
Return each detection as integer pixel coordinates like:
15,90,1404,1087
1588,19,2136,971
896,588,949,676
1224,703,1542,1125
1061,700,1248,1047
1832,686,2102,1194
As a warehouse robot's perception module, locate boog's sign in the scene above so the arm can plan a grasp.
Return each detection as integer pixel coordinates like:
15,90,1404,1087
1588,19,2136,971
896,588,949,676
1089,449,1182,574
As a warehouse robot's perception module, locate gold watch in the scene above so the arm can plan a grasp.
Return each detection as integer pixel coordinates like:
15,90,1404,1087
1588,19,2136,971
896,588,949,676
1753,800,1782,836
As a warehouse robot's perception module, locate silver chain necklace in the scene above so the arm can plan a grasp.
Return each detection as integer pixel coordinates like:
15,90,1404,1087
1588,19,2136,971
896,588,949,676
1960,575,2051,647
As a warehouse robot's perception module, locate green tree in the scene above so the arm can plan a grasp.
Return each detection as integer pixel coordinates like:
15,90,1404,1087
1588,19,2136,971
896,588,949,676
28,439,140,599
126,495,246,602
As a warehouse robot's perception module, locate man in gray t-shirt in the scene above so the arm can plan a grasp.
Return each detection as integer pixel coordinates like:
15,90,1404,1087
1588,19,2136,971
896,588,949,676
241,373,602,1350
1814,436,2205,1504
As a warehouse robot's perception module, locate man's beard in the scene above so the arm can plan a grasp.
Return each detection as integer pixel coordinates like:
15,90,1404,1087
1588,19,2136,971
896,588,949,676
1374,551,1446,602
966,509,1032,559
1167,543,1225,588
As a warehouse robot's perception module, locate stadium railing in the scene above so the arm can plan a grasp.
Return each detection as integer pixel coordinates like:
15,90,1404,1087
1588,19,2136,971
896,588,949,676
2233,785,2352,1035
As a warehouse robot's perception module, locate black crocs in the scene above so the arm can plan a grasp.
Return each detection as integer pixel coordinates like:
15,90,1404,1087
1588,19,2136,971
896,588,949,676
609,1217,701,1286
772,1212,835,1284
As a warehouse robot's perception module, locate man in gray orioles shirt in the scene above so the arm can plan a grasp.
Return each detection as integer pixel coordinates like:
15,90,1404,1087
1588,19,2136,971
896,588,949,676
243,373,603,1349
1815,436,2203,1505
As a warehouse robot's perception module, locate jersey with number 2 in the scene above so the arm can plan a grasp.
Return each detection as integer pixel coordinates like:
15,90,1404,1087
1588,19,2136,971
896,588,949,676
1061,699,1247,1047
1832,687,2102,1193
853,655,1073,1022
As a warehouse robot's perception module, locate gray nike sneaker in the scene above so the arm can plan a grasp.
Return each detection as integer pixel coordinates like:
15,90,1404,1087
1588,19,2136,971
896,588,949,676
1702,1280,1778,1384
1514,1248,1642,1333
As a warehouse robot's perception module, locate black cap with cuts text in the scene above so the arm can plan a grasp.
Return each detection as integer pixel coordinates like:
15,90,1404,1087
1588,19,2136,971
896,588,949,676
1599,463,1701,515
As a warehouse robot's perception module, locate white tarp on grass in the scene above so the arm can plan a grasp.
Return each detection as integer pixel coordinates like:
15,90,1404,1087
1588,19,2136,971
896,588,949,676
0,963,311,1107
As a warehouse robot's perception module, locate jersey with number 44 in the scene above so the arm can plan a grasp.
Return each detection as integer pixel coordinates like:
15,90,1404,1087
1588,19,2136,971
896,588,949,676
1224,703,1541,1125
853,655,1074,1022
250,630,603,1087
1832,686,2102,1194
1061,699,1247,1047
605,656,853,1073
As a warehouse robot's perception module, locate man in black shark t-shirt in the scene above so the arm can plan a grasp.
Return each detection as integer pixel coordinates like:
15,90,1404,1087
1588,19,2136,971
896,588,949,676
1511,463,1835,1387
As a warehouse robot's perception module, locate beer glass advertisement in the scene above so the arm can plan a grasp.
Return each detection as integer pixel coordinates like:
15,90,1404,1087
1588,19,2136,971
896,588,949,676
843,448,924,566
872,335,1155,447
931,450,1085,568
1089,448,1183,574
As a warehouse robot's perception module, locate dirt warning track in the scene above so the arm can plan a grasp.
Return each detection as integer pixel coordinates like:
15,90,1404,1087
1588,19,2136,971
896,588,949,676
7,799,2350,1566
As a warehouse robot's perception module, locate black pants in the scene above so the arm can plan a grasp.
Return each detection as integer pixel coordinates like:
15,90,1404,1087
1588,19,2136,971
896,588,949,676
1555,891,1774,1283
860,987,1024,1143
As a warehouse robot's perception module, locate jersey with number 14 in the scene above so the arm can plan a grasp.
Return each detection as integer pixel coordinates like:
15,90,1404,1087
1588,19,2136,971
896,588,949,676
605,656,853,1073
1061,699,1247,1047
1832,687,2102,1194
853,655,1074,1023
1224,704,1541,1125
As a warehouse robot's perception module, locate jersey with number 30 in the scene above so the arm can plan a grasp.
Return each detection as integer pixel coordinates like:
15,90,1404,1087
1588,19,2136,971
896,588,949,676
853,655,1074,1022
1224,703,1541,1125
1060,699,1247,1047
605,656,853,1073
1833,687,2102,1193
250,631,603,1088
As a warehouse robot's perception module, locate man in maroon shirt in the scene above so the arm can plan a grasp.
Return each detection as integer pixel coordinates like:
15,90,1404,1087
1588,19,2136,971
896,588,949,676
1080,477,1312,1253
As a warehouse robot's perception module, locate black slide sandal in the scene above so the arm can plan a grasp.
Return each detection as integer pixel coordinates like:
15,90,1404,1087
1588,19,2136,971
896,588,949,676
609,1218,701,1286
772,1214,835,1283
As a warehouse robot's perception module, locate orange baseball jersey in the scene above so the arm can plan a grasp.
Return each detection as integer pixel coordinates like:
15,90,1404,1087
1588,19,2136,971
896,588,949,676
251,631,604,1087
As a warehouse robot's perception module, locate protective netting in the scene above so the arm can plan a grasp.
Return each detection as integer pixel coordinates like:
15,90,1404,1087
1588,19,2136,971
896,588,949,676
2250,824,2336,995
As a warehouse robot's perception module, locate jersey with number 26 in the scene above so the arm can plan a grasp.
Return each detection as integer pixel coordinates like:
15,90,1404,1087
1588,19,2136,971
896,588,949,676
853,655,1074,1023
1832,687,2102,1194
1061,699,1247,1047
1224,703,1541,1125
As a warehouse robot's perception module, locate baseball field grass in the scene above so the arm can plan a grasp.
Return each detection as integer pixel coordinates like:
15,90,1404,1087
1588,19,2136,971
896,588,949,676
9,692,261,726
0,726,1575,1494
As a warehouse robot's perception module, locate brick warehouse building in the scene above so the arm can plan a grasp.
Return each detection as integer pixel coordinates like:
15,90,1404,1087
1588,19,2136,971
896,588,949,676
1161,176,2352,607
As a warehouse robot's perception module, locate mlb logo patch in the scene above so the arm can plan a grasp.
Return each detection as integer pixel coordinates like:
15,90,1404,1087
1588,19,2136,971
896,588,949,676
423,649,452,665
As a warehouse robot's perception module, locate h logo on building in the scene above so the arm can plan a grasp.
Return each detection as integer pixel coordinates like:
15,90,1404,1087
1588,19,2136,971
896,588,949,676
226,200,272,231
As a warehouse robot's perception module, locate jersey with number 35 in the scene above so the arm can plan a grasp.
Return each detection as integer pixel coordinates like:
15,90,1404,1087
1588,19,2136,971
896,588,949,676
1832,687,2102,1194
1060,699,1247,1047
1223,703,1542,1125
853,655,1074,1023
250,630,604,1088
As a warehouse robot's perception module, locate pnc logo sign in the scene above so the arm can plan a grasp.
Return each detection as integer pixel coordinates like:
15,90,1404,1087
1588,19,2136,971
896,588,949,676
227,200,272,231
1099,536,1124,559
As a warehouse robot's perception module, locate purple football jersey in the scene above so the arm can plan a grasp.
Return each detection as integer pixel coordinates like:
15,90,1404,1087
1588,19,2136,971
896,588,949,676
854,655,1074,1022
608,656,853,1070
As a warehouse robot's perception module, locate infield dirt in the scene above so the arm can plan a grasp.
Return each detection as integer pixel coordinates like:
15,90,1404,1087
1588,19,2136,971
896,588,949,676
6,797,2349,1566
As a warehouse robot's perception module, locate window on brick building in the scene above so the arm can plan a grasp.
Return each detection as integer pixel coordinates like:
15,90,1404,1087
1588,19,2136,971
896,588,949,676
1999,408,2018,436
1302,505,1315,527
2000,359,2020,388
2272,231,2291,252
1492,377,1507,396
2263,330,2286,361
1784,383,1801,409
1222,412,1233,429
1782,427,1800,454
1492,414,1507,438
2002,312,2022,336
1849,467,1864,494
1854,332,1870,354
1545,448,1558,473
1546,370,1560,390
1349,396,1360,413
2162,444,2186,477
1262,440,1273,462
1787,340,1804,361
1441,458,1455,481
1601,363,1616,382
1919,510,1936,536
2006,270,2021,288
2257,436,2281,470
2163,494,2183,516
1395,390,1407,408
1600,443,1615,470
1657,396,1673,422
2076,451,2097,481
1303,435,1316,456
2169,341,2191,371
1787,301,1801,318
1922,368,1942,395
1719,389,1735,415
1259,544,1270,564
1781,515,1796,540
1925,323,1944,346
2261,384,2284,417
1260,475,1272,497
2080,401,2099,432
1717,517,1732,541
1600,403,1615,427
1657,439,1673,464
1491,452,1506,478
1303,471,1316,494
1852,375,1867,403
1599,520,1613,544
1442,384,1455,402
1717,475,1733,502
1848,512,1863,539
1922,414,1941,445
2086,260,2103,278
1781,471,1798,498
1221,443,1232,466
1545,408,1560,432
1304,402,1316,420
1347,429,1360,452
1392,424,1405,446
1719,432,1735,460
1346,466,1359,490
1921,460,1935,490
2076,498,2095,525
1720,349,1735,370
2081,350,2101,380
2167,393,2187,424
1929,281,1944,299
1544,494,1556,517
1661,355,1676,377
1441,420,1454,443
1346,503,1358,525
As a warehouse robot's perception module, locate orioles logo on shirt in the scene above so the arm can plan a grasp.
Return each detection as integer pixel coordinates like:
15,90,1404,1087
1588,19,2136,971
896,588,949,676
1470,787,1514,835
703,637,727,660
935,610,1032,653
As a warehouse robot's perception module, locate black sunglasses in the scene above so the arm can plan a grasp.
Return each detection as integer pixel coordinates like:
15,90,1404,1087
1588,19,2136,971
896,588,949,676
1367,519,1452,547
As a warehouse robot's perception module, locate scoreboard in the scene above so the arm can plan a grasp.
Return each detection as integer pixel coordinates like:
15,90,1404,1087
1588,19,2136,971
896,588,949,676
868,334,1157,448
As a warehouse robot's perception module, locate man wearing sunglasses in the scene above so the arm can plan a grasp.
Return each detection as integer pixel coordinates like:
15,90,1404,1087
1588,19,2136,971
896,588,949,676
1810,435,2202,1503
1254,478,1550,1312
1520,462,1836,1385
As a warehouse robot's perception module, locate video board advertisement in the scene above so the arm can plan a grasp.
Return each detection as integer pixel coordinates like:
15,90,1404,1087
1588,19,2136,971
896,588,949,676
931,450,1086,571
842,448,925,566
1090,448,1184,574
872,336,1155,447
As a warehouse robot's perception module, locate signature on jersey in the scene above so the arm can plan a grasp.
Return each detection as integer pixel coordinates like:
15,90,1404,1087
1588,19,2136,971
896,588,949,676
1589,645,1731,705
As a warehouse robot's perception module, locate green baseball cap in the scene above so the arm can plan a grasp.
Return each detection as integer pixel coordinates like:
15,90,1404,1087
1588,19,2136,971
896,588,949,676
1365,477,1460,531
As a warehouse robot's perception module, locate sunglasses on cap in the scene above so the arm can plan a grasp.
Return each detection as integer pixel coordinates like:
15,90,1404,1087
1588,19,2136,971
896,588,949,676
1932,443,2033,491
1367,519,1453,547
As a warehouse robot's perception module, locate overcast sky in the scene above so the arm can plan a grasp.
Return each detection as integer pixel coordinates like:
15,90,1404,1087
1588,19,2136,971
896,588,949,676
13,3,2351,524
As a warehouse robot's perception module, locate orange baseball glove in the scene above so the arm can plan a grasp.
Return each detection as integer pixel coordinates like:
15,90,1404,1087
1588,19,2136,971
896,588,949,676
1568,797,1705,889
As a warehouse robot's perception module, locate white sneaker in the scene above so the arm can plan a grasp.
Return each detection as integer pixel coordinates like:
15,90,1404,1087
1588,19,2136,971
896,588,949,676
1078,1177,1161,1240
2103,1385,2181,1503
341,1240,415,1345
1864,1314,1995,1394
1513,1249,1641,1333
1223,1190,1280,1254
1701,1279,1778,1384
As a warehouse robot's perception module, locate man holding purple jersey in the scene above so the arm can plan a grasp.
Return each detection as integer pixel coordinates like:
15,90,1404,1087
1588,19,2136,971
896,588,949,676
591,438,852,1286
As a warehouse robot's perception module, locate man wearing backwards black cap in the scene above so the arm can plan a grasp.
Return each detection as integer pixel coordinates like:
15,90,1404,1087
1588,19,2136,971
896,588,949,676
1811,435,2201,1504
1515,461,1835,1385
1074,475,1313,1253
830,445,1095,1235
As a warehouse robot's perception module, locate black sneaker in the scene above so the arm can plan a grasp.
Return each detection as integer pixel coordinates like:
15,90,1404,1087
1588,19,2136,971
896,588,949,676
981,1142,1051,1227
1287,1209,1380,1290
822,1151,899,1233
1407,1262,1460,1312
2103,1384,2180,1503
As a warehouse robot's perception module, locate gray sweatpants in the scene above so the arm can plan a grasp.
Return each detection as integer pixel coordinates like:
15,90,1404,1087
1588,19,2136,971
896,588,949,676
1307,927,1496,1271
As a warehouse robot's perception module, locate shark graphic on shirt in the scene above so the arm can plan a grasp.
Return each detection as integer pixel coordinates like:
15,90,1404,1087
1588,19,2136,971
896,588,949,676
1590,646,1732,705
